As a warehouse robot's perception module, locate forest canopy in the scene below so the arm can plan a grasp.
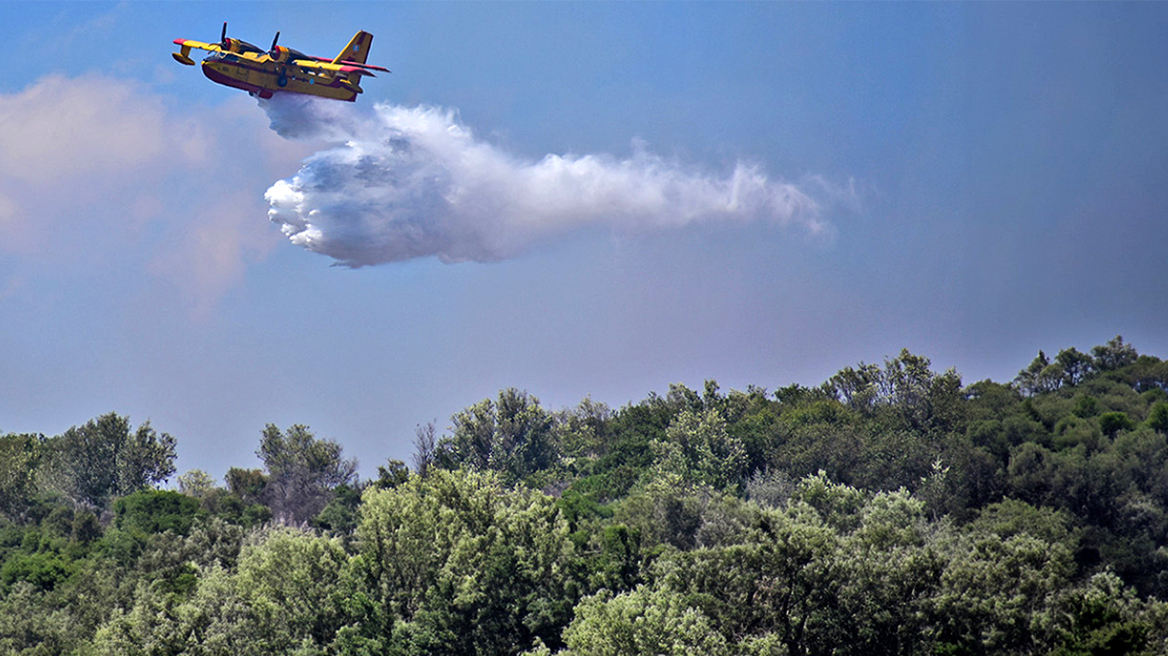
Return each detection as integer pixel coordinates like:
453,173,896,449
4,335,1168,655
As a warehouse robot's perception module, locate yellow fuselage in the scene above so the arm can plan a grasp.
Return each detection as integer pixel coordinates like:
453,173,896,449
200,52,360,102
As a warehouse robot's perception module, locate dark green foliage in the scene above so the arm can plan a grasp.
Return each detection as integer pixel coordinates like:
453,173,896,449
439,388,557,483
375,459,411,489
38,413,176,510
1093,336,1138,372
192,487,272,527
225,467,269,504
313,482,363,534
113,489,201,536
1073,395,1101,418
5,338,1168,655
1099,411,1135,437
1147,400,1168,433
0,551,74,593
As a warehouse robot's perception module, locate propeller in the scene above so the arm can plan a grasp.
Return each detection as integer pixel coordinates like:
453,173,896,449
221,22,228,48
268,31,283,60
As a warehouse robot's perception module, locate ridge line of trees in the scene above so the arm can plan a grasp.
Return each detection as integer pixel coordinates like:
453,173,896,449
4,335,1168,654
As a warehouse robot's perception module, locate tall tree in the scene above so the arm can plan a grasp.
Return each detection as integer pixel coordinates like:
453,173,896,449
1092,335,1138,372
40,413,175,510
257,424,357,525
0,433,42,519
444,388,557,481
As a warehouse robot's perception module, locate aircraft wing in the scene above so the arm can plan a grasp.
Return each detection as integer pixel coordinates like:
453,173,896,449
303,56,390,73
292,59,381,77
173,38,224,54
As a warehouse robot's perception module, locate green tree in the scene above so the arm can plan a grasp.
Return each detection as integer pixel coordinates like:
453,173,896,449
831,489,946,656
225,467,268,505
40,413,176,510
374,459,410,490
1015,350,1062,397
176,469,216,498
1056,347,1095,387
0,581,83,654
650,409,747,491
929,532,1077,653
94,526,350,655
548,586,731,656
357,468,574,655
257,424,357,525
660,505,843,654
235,527,351,648
443,388,557,482
825,362,881,413
1092,335,1138,372
0,433,42,520
1145,401,1168,434
113,490,201,536
1099,411,1135,438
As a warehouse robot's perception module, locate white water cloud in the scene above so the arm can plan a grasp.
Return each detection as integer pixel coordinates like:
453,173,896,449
264,97,833,267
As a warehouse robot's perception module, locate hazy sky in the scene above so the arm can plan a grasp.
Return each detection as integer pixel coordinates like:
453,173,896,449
2,2,1166,480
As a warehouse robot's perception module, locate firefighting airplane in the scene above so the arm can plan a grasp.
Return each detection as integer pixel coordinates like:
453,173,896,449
172,23,389,102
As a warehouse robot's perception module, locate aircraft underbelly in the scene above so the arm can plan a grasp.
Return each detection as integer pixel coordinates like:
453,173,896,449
201,61,356,102
202,63,256,92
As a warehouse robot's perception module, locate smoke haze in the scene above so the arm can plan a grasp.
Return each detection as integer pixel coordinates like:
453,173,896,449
263,96,830,267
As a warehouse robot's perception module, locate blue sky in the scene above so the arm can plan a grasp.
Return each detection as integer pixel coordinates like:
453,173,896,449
2,2,1166,480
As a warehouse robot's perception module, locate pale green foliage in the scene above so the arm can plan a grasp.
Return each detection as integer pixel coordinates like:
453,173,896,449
555,586,731,656
745,468,795,509
658,505,842,653
93,527,348,655
0,582,77,655
968,498,1078,546
650,409,747,490
553,396,612,460
792,470,868,532
831,489,942,654
357,468,573,655
236,527,350,644
927,532,1076,652
0,433,41,519
645,476,1088,655
94,565,269,656
176,469,216,498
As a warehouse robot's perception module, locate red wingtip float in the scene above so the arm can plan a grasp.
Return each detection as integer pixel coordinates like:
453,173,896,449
172,23,390,102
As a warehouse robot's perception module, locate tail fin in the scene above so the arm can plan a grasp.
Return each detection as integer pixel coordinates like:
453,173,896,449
334,31,373,65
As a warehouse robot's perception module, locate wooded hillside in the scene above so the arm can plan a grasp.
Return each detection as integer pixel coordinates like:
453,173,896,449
4,336,1168,655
